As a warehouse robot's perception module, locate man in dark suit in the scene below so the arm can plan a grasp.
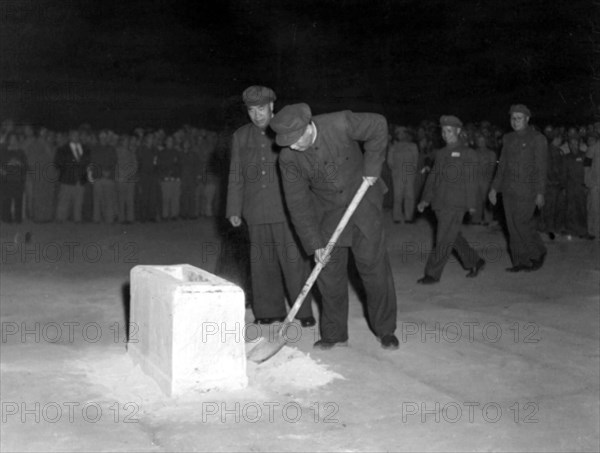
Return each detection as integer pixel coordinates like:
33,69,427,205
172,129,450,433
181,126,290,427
489,104,547,271
54,129,90,223
226,86,315,327
416,115,485,284
270,103,398,350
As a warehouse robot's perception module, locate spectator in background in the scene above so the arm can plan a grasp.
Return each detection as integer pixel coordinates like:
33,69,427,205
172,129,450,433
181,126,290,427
157,135,181,221
564,137,587,238
115,134,138,224
0,132,28,223
179,139,200,220
473,132,497,225
584,133,599,240
542,133,567,239
387,126,419,224
136,134,161,222
23,126,56,222
89,130,118,223
54,129,90,223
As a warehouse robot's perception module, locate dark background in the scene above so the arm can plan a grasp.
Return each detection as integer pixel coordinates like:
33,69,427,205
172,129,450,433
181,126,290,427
1,0,598,131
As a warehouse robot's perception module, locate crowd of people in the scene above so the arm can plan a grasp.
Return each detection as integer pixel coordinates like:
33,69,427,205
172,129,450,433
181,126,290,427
1,113,598,245
0,119,225,225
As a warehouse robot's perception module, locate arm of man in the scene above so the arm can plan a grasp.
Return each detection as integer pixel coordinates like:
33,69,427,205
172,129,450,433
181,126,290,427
346,111,388,178
225,132,244,226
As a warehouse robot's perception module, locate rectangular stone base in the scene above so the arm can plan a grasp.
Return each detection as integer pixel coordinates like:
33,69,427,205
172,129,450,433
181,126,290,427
128,264,247,396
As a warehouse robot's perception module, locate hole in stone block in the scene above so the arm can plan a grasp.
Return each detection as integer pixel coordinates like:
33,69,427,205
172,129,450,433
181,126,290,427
161,266,209,283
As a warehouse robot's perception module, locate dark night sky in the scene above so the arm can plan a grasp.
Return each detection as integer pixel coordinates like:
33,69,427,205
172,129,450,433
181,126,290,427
1,0,598,129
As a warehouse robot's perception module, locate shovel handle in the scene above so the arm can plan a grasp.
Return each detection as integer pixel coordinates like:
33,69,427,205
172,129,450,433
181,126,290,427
283,178,372,324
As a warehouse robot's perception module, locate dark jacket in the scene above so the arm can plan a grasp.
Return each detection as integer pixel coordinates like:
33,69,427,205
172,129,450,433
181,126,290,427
491,126,547,200
54,142,90,185
278,110,388,254
226,123,287,225
421,141,479,212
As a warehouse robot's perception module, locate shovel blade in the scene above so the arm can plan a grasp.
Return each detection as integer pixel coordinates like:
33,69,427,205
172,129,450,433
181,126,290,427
246,327,289,363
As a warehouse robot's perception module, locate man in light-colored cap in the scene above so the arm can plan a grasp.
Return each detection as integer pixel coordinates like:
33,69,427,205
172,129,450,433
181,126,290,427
489,104,548,271
225,87,315,327
416,115,485,283
271,103,399,351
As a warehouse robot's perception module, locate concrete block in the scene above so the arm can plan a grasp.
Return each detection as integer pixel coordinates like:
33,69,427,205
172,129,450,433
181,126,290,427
128,264,247,396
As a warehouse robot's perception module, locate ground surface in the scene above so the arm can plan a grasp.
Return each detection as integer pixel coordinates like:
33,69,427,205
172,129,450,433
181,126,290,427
1,212,599,452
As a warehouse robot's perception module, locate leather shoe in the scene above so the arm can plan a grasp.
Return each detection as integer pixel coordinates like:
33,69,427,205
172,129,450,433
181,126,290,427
297,316,316,327
254,317,285,325
313,339,348,350
466,258,485,278
528,253,546,271
380,334,399,350
417,275,439,284
505,264,532,272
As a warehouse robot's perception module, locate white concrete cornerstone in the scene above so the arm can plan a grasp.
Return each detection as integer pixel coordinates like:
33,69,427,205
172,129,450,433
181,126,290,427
128,264,247,396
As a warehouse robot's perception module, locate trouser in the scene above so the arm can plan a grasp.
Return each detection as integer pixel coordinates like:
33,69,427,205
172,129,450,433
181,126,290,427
424,209,481,280
93,178,117,223
391,172,415,222
587,186,599,238
248,222,313,319
1,181,24,222
316,224,397,342
503,195,546,266
117,181,135,222
565,184,588,236
55,182,85,222
541,184,562,232
136,177,161,222
472,185,493,224
179,182,196,218
161,179,181,219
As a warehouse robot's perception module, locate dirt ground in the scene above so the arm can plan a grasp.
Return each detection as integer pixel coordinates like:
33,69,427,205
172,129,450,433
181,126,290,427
1,211,598,452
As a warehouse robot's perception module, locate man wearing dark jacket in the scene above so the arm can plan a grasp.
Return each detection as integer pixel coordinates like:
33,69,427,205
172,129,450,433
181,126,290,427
489,104,547,271
271,103,398,350
226,86,315,327
54,129,90,223
416,115,485,284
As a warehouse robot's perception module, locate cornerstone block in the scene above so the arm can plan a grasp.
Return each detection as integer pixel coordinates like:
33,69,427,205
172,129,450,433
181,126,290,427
129,264,247,396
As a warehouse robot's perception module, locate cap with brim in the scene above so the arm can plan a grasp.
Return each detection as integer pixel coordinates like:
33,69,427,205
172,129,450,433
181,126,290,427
509,104,531,116
440,115,463,127
242,85,276,106
270,103,312,147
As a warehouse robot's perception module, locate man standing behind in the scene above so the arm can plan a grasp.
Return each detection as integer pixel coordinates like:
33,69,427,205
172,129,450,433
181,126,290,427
489,104,547,272
226,86,315,327
270,103,398,350
416,116,485,284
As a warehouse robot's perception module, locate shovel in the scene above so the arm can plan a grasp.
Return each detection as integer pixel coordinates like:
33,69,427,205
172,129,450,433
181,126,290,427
247,178,372,363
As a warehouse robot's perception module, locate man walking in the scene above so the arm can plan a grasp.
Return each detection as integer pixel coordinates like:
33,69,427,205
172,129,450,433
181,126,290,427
489,104,547,271
226,86,315,327
416,115,485,284
270,103,398,350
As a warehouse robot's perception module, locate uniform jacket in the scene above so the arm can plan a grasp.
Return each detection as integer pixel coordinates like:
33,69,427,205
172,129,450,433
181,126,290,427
387,141,419,181
54,142,90,185
421,141,478,211
226,123,288,225
491,126,547,200
278,110,388,254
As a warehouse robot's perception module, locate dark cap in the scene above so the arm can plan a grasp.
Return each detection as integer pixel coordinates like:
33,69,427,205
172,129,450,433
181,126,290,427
509,104,531,117
270,103,312,147
242,85,276,106
440,115,463,128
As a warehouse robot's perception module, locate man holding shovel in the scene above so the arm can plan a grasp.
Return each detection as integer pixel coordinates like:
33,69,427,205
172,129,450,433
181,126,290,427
270,103,399,350
226,86,316,327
